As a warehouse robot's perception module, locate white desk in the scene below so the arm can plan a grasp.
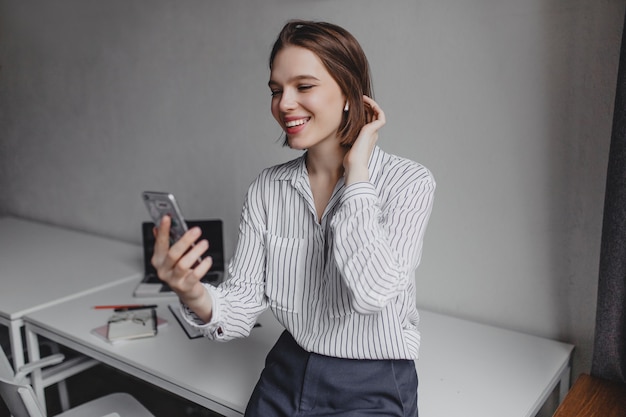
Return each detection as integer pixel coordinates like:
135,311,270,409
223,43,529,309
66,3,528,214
24,276,573,417
0,217,143,370
416,311,573,417
24,277,283,417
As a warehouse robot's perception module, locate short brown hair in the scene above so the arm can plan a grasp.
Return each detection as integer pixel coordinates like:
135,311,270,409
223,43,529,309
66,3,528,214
269,20,373,147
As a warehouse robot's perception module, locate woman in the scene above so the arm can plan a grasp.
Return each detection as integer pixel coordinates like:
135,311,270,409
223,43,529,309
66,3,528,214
153,20,436,416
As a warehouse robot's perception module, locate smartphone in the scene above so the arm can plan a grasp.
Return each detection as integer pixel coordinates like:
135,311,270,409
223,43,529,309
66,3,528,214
141,191,189,245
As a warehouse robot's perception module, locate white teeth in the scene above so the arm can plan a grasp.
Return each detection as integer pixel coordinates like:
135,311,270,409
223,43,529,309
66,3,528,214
285,118,308,128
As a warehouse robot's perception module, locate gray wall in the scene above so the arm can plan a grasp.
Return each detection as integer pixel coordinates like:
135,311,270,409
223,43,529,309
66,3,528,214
1,0,623,386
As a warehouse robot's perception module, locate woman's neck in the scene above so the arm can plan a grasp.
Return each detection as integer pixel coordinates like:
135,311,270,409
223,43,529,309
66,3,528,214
305,142,347,180
305,142,348,222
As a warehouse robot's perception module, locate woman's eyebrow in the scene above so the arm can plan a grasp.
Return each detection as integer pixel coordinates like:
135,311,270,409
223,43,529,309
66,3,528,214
268,74,321,87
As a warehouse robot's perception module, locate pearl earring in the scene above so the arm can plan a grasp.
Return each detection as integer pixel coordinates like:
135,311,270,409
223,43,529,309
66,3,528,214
344,102,349,112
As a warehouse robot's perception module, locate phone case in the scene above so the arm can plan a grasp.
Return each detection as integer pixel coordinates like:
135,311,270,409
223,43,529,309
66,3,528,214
142,191,188,244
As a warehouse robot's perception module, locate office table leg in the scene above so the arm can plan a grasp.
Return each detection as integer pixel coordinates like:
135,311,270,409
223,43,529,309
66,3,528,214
25,326,46,409
559,364,571,403
8,319,25,370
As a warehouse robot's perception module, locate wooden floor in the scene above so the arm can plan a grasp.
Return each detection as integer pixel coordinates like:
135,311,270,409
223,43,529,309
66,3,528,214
553,373,626,417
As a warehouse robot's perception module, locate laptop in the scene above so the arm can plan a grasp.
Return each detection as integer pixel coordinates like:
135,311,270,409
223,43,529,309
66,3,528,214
133,219,225,297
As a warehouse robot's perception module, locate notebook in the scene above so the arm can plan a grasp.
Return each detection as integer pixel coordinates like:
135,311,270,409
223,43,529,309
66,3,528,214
91,314,168,345
133,219,225,297
106,308,158,342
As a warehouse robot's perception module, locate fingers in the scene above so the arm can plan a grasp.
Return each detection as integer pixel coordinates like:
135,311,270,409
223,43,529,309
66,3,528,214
171,251,212,285
344,96,386,185
363,96,386,127
152,215,172,266
166,253,213,296
151,220,211,286
187,256,213,283
167,226,203,264
353,96,385,147
171,238,208,273
154,215,171,244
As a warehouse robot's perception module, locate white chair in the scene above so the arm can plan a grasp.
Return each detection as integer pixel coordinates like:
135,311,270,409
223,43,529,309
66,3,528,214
2,330,100,411
0,347,154,417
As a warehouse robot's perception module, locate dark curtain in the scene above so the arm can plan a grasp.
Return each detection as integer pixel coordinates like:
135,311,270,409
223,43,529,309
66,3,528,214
591,10,626,384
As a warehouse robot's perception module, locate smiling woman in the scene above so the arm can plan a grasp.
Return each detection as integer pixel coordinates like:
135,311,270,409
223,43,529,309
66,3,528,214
268,20,373,148
269,46,346,151
150,19,436,417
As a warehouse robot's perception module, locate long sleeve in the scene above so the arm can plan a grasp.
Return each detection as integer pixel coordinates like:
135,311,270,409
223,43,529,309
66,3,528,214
331,159,435,315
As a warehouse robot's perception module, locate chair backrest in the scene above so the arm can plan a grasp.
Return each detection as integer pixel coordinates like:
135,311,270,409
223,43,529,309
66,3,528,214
0,347,46,417
0,375,46,417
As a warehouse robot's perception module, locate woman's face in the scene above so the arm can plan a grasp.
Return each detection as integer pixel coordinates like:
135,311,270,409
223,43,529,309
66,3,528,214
269,45,346,151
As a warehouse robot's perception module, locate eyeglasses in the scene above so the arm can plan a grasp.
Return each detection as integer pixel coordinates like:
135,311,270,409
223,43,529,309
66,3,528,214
108,311,153,326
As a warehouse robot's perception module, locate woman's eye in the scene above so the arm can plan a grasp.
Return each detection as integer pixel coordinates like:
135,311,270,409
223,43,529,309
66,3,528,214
270,89,282,97
298,85,313,91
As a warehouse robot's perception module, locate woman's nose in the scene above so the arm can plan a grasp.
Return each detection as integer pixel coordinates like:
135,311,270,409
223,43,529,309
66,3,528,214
278,89,297,112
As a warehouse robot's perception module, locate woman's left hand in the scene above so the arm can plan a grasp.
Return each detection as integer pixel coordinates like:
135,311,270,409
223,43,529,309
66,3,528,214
344,96,386,185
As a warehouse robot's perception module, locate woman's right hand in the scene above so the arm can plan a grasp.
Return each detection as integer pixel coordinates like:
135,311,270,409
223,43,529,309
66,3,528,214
151,215,214,322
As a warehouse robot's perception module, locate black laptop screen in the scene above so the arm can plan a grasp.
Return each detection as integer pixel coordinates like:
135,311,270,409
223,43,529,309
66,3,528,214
141,219,224,276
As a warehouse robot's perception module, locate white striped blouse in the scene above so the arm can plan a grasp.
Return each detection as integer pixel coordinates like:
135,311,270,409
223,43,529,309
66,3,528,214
183,145,436,360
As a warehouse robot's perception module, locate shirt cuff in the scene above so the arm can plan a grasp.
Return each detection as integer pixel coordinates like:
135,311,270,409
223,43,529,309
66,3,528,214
180,284,220,330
